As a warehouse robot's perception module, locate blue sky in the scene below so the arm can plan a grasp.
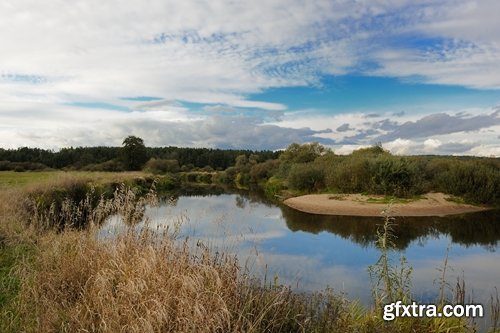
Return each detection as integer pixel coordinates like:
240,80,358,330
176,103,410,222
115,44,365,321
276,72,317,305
0,0,499,155
252,76,500,112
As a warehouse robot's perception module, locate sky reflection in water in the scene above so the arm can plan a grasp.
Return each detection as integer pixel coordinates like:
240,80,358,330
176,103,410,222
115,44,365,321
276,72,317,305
103,190,500,307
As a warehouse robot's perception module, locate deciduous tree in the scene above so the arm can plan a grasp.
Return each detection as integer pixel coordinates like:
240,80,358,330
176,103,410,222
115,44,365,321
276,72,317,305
121,136,147,171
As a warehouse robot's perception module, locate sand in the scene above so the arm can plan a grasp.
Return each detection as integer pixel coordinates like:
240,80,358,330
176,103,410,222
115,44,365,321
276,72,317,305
283,192,490,217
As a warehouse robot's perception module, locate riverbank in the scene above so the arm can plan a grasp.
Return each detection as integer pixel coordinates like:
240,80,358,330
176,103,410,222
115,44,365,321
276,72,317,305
0,172,491,332
284,192,490,217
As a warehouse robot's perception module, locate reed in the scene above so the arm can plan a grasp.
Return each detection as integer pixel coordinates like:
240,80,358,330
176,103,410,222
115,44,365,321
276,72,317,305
6,180,345,332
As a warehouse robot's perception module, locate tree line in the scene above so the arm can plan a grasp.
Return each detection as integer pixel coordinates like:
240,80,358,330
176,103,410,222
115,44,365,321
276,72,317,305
1,137,498,205
215,142,500,205
0,136,278,172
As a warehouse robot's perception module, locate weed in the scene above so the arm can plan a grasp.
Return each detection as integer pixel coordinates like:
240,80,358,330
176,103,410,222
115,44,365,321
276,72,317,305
328,194,346,201
368,206,412,306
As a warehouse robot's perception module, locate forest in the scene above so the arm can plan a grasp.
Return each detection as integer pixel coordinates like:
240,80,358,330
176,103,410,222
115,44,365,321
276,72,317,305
0,138,278,172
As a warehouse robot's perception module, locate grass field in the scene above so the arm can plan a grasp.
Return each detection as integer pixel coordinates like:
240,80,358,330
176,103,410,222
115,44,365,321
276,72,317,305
0,170,149,189
0,171,61,189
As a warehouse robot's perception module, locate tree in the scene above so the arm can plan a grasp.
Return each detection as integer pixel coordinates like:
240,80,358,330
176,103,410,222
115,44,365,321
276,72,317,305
279,142,329,164
121,136,148,171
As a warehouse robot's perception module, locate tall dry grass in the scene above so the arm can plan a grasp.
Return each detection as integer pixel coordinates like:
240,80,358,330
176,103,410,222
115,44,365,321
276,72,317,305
17,229,238,332
11,182,345,332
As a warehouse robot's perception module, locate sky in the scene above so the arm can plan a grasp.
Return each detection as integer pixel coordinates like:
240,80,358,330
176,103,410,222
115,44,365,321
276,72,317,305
1,0,500,156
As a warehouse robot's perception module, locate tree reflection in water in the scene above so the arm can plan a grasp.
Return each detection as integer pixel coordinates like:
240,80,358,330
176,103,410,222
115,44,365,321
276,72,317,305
281,206,500,250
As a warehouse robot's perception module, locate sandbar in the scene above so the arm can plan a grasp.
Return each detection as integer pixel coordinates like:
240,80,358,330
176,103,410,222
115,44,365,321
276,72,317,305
283,192,490,217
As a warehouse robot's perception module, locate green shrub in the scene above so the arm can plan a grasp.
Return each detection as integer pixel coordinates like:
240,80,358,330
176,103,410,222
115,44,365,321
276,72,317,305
156,174,181,191
211,171,230,184
370,157,422,197
196,173,213,183
434,160,500,204
224,166,238,183
250,159,280,183
0,161,49,172
180,172,213,184
279,142,329,164
326,157,372,193
262,176,285,198
144,158,179,174
287,163,325,191
82,159,124,172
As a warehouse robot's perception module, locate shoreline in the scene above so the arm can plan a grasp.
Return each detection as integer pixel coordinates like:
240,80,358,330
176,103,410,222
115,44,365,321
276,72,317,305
283,192,490,217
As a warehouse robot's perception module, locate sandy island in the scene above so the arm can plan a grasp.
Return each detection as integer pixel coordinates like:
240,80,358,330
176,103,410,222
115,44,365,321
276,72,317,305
283,192,490,217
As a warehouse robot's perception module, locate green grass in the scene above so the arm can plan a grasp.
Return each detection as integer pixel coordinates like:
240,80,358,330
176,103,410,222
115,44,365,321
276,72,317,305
365,195,423,204
0,170,150,190
0,242,36,332
445,195,467,205
0,243,35,305
0,171,60,189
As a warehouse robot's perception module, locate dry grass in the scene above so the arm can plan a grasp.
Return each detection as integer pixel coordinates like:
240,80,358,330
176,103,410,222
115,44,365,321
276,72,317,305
16,227,349,332
7,179,345,332
17,229,238,332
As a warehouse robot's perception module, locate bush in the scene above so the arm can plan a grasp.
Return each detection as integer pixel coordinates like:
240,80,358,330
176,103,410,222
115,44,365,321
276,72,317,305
196,173,213,183
262,176,285,198
351,143,389,158
180,164,194,172
180,172,213,184
370,156,422,197
326,157,372,193
250,159,280,183
82,159,124,172
287,163,325,191
434,160,500,204
144,158,180,174
0,161,49,172
279,142,328,164
156,174,181,191
224,166,238,184
211,171,230,184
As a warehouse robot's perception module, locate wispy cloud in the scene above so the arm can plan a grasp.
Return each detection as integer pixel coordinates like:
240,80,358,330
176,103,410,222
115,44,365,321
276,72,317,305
0,0,499,153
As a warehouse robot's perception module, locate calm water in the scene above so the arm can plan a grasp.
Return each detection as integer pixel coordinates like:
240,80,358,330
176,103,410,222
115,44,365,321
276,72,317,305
103,186,500,308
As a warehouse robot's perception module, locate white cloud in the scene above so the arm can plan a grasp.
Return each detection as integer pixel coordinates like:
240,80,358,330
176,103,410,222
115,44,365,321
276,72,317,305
2,0,498,106
0,0,366,108
0,101,334,150
372,41,500,89
0,0,499,151
423,138,441,151
268,107,500,156
384,138,412,155
367,0,500,88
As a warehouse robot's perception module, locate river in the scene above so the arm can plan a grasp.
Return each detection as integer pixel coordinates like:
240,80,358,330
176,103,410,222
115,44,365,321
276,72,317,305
102,186,500,310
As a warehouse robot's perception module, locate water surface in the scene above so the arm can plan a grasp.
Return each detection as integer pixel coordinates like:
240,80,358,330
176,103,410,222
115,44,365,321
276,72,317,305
104,187,500,307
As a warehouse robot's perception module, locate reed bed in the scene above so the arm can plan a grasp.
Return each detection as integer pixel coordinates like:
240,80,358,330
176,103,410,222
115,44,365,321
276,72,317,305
5,180,346,332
